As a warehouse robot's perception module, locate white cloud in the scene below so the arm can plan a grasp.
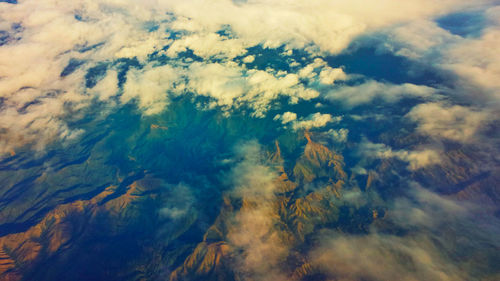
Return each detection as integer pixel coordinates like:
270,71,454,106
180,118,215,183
312,233,466,281
89,70,119,101
443,26,500,102
379,5,500,104
121,65,180,115
327,128,349,143
0,0,497,156
186,62,247,107
298,58,348,85
273,112,297,124
358,140,442,170
385,19,459,59
228,141,288,281
298,58,327,79
164,0,490,55
326,80,437,107
115,34,164,60
242,55,255,63
0,0,174,154
406,102,490,143
319,66,347,85
166,32,248,59
186,62,318,116
309,184,500,281
292,113,340,130
160,183,195,220
0,91,85,155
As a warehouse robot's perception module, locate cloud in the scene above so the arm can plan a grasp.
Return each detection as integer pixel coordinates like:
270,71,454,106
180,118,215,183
326,80,437,107
310,184,500,281
292,113,341,130
0,0,497,185
377,5,500,104
319,66,348,85
88,70,119,101
298,58,348,84
159,183,195,220
0,0,496,156
327,128,349,143
273,112,297,124
227,141,288,281
121,65,180,115
312,233,467,281
358,139,442,170
230,141,277,200
186,62,319,116
442,20,500,102
166,32,248,59
0,0,173,154
242,55,255,63
186,62,248,108
384,19,459,59
164,0,491,54
406,102,490,142
0,93,85,155
390,184,468,228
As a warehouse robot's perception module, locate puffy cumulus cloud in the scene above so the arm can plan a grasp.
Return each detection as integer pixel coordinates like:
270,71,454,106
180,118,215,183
186,62,318,116
273,112,297,124
0,0,173,154
358,140,442,170
121,65,180,115
406,102,491,143
309,185,500,281
326,80,437,107
298,58,327,79
298,58,348,84
186,62,247,108
227,141,288,281
292,113,340,130
242,55,255,63
319,66,348,85
166,32,248,59
327,128,349,143
0,0,172,95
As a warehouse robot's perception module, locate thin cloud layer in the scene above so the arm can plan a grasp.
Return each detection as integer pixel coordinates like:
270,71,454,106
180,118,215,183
310,184,500,281
358,139,442,170
326,80,437,107
227,142,289,281
406,102,491,143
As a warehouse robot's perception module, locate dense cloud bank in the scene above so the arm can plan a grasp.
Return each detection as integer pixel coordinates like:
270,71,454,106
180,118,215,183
0,0,498,155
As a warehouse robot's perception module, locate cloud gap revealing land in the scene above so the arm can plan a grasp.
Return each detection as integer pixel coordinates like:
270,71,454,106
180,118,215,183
0,1,499,281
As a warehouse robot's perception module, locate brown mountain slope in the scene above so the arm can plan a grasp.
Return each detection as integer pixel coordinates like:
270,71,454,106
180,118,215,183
0,179,153,280
170,133,351,281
